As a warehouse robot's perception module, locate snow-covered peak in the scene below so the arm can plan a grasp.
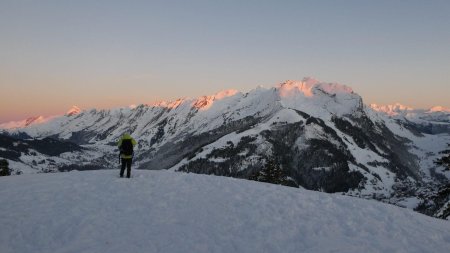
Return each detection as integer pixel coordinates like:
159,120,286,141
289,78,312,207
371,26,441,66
370,103,414,116
370,103,450,126
193,89,238,110
25,116,45,126
276,78,361,117
428,106,450,113
277,79,315,97
277,77,354,98
66,106,81,116
213,89,238,100
0,115,52,129
148,89,239,111
192,96,214,110
150,98,187,109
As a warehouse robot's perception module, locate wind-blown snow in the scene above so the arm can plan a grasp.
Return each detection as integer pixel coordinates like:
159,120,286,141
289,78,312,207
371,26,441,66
0,170,449,253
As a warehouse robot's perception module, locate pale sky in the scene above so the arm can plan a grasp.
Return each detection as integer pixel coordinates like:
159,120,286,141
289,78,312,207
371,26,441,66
1,0,449,123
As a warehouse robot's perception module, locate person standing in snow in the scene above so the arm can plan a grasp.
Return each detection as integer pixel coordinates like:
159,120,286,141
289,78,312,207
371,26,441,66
118,133,137,178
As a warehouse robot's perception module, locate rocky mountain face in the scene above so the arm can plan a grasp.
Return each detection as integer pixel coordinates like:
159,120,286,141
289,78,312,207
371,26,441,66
1,78,449,218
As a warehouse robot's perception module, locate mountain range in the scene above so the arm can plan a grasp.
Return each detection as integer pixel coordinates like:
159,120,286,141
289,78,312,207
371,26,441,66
1,77,449,219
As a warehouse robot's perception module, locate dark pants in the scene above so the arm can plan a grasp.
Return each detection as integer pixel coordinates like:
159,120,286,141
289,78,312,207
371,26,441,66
120,158,132,178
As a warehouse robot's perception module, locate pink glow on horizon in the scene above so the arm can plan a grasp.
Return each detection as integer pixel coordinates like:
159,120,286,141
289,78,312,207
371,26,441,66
0,115,56,129
1,81,448,126
0,105,83,129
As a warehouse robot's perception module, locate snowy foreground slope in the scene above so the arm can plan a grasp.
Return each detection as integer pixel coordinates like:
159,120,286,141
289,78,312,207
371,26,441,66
1,170,449,253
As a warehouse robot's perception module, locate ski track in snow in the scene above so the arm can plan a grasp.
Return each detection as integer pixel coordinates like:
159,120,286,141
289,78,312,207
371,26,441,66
1,170,449,253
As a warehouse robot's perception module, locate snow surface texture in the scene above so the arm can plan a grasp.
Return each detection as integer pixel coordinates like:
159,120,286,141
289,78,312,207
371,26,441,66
0,170,449,253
